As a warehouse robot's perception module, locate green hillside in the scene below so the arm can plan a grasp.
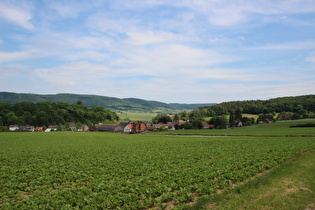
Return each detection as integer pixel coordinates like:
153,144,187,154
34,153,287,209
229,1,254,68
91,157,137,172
0,92,215,112
0,92,171,111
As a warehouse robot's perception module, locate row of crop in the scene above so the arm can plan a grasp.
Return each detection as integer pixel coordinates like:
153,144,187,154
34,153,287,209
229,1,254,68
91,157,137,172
1,133,315,208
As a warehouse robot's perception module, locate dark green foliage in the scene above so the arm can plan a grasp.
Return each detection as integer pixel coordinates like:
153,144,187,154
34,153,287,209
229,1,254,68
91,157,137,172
151,114,172,124
178,122,193,129
241,117,255,126
229,109,242,123
0,92,216,112
158,116,172,124
191,95,315,118
209,115,228,129
169,103,216,110
290,123,315,128
0,101,118,127
192,119,203,129
173,114,179,122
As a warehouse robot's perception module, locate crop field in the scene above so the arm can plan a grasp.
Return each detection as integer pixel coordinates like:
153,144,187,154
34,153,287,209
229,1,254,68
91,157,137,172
1,126,315,208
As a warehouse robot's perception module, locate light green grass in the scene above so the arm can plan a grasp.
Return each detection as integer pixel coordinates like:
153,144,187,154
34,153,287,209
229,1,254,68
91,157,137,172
117,111,157,121
192,150,315,209
154,119,315,137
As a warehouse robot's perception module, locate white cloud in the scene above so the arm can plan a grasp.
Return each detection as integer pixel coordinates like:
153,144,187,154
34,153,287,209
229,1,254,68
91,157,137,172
34,62,109,85
0,1,34,30
126,31,175,45
0,50,40,63
305,52,315,62
161,0,315,27
116,44,237,74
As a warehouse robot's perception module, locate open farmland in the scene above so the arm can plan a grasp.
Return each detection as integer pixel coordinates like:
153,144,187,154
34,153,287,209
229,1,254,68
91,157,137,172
1,128,315,208
155,119,315,137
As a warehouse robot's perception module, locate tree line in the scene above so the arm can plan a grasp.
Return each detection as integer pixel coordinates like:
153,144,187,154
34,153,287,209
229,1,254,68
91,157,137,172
187,95,315,120
151,95,315,130
0,101,119,130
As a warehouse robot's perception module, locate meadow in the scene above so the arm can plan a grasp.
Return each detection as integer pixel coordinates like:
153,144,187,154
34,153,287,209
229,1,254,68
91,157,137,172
0,120,315,209
117,111,157,121
155,119,315,137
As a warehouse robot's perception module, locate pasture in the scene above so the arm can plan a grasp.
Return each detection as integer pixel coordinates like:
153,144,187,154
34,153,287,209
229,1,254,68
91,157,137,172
0,121,315,209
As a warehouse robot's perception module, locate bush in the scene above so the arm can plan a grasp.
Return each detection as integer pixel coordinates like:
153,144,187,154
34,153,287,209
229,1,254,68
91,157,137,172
290,123,315,128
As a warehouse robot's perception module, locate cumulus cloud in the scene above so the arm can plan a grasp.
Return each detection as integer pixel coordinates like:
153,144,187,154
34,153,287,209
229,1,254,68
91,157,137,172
1,0,314,102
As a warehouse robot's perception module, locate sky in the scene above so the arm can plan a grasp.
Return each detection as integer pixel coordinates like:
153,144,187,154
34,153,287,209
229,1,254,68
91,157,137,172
0,0,315,103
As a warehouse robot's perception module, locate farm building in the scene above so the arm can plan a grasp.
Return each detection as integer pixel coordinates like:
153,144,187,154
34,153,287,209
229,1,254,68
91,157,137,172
9,125,19,131
35,127,43,132
93,122,128,133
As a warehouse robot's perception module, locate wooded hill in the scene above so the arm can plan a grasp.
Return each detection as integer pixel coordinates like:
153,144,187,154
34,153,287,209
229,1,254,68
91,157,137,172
0,92,214,112
0,101,119,128
188,95,315,118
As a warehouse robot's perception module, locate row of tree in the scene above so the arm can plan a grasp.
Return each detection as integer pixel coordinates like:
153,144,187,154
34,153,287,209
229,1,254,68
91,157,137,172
0,101,119,128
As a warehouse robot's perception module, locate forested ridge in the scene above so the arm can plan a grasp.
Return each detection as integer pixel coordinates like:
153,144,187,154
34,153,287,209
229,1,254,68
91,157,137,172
0,92,207,111
188,95,315,118
0,101,119,128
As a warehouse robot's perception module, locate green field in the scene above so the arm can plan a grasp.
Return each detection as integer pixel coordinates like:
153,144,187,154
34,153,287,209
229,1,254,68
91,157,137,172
1,120,315,209
154,119,315,137
117,111,157,121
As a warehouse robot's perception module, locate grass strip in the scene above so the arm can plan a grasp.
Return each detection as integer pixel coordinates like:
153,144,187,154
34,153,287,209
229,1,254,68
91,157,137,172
190,150,315,209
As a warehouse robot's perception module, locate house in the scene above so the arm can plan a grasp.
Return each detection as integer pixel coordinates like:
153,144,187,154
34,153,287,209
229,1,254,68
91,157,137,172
81,124,89,132
153,123,175,130
69,126,77,131
9,125,19,132
48,125,58,130
209,124,215,129
202,121,210,129
45,125,58,132
124,124,133,133
35,127,43,132
96,124,117,132
147,126,157,131
228,121,243,128
114,122,128,133
25,126,34,132
93,123,104,131
264,119,272,124
132,121,147,133
94,122,128,133
144,121,152,127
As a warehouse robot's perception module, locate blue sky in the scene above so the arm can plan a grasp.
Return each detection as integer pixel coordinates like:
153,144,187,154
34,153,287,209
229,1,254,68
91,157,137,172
0,0,314,103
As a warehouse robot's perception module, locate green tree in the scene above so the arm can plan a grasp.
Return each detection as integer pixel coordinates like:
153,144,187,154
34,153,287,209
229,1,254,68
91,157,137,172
173,114,179,122
235,109,242,121
192,119,203,129
76,100,83,106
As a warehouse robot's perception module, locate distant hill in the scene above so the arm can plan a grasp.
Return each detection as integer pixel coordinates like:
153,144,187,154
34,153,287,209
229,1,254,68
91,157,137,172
0,92,216,112
192,95,315,117
169,103,217,110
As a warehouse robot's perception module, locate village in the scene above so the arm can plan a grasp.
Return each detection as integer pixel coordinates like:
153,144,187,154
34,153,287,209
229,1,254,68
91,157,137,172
8,120,216,134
